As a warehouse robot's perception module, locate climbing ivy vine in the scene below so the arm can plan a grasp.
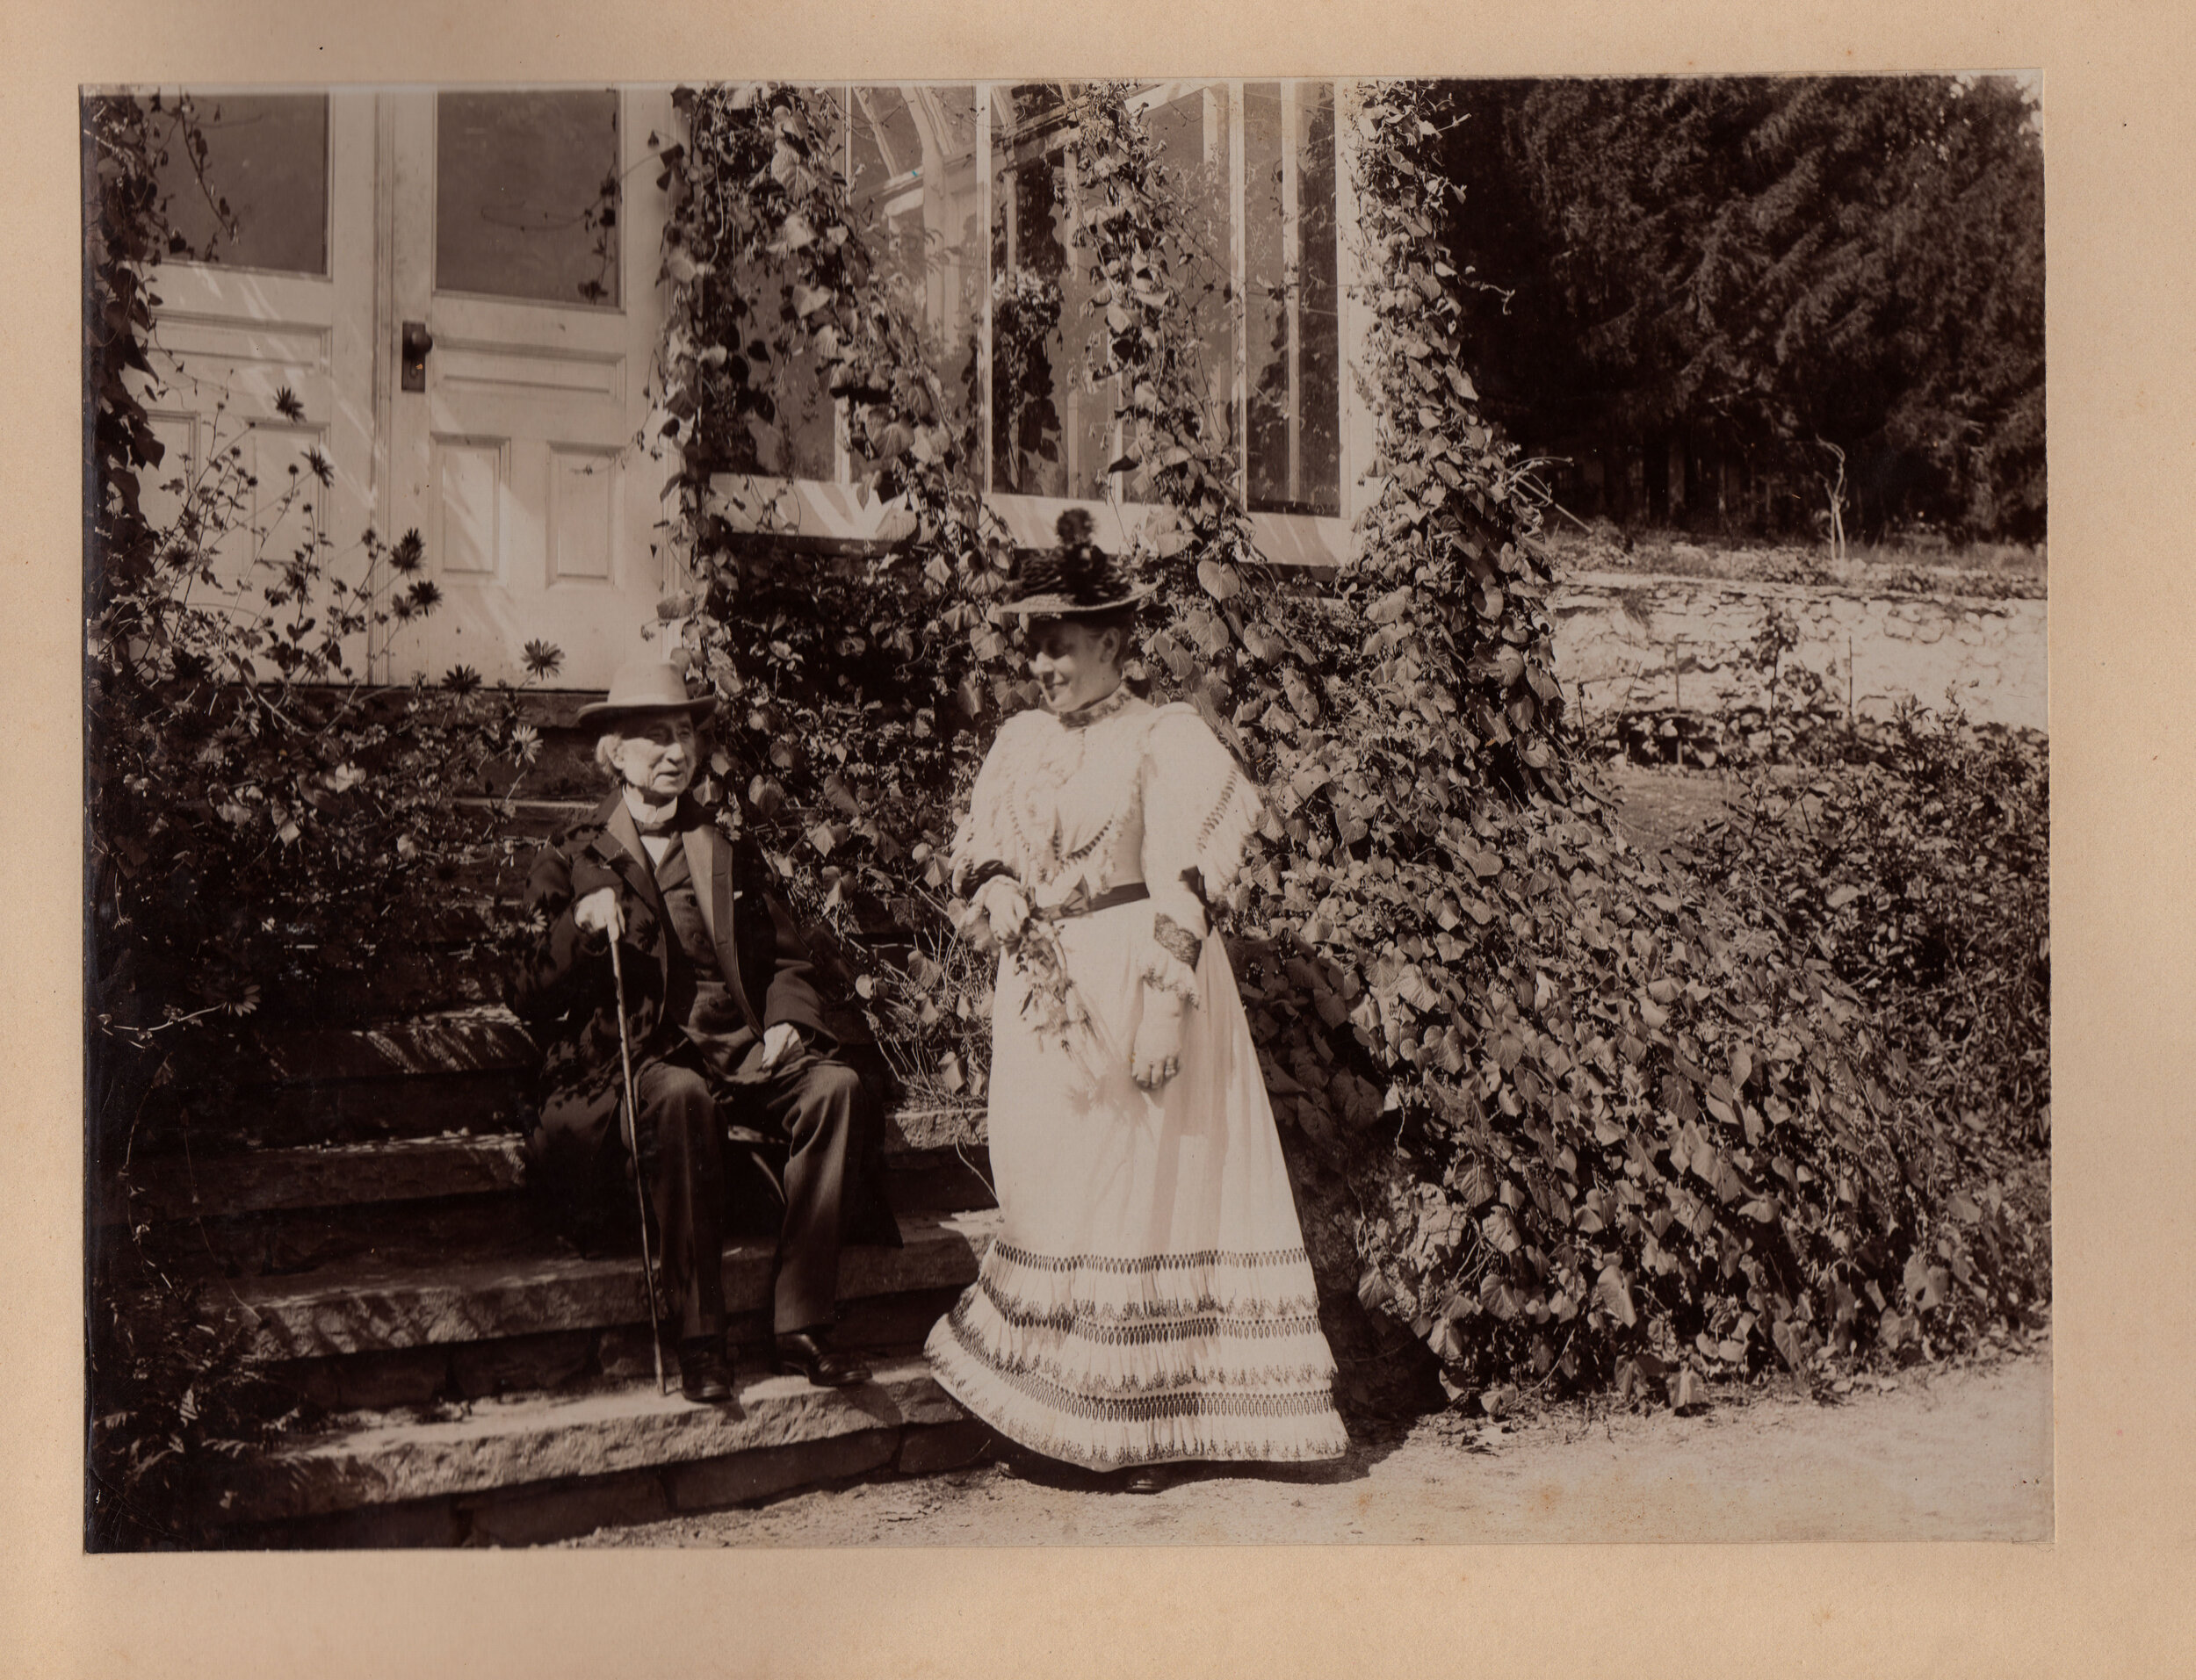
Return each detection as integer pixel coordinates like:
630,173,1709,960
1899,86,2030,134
644,80,2048,1414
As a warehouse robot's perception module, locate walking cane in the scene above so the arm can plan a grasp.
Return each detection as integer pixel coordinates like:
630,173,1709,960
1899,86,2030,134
608,928,670,1397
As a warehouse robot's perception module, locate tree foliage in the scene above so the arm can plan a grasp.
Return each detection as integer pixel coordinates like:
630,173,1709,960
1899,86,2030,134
1434,76,2045,542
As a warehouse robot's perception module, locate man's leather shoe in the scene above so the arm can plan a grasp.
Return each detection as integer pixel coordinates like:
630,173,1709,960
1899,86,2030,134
771,1329,871,1388
678,1340,735,1403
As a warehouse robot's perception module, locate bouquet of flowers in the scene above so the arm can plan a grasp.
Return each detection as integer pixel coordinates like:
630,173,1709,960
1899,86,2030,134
952,864,1096,1057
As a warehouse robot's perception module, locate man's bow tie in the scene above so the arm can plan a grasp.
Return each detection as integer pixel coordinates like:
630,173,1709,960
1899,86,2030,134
630,806,684,837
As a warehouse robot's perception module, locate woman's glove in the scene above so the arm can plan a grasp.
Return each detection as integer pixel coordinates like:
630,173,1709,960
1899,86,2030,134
957,874,1031,952
1131,986,1186,1093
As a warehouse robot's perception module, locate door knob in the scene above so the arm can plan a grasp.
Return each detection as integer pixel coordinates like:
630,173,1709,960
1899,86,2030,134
401,321,434,392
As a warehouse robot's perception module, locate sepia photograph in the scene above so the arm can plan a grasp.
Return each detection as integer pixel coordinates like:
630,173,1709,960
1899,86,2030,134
82,73,2049,1553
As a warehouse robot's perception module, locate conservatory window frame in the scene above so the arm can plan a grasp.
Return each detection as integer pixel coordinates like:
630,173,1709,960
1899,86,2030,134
711,78,1365,567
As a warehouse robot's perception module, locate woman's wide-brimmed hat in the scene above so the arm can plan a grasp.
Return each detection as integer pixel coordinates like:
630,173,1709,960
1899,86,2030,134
575,658,719,726
988,509,1160,622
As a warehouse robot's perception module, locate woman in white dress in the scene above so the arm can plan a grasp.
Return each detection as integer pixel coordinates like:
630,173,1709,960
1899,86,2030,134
925,516,1348,1491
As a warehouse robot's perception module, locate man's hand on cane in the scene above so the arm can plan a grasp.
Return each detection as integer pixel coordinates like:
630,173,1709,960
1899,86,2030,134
583,886,799,1072
574,886,625,941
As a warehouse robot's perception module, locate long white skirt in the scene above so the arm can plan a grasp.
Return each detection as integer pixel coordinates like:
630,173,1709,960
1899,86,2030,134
926,903,1349,1467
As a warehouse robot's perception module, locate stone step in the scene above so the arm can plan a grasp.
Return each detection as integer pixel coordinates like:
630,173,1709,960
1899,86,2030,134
231,1007,538,1085
131,1134,531,1221
128,1127,993,1222
264,1285,971,1413
153,1008,987,1156
209,1353,988,1544
191,1207,999,1362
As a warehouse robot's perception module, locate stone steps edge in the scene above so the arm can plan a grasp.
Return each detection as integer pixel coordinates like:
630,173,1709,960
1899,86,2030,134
191,1208,999,1361
213,1358,988,1538
126,1128,994,1221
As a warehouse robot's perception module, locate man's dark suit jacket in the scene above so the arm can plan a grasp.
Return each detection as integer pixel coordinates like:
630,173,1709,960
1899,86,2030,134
512,790,897,1243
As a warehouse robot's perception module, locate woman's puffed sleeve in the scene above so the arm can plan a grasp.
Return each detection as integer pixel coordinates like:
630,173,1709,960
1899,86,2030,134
1138,704,1263,1005
950,710,1038,893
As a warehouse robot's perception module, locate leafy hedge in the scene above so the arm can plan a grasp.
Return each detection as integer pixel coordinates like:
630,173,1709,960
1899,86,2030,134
640,81,2048,1417
84,91,560,1543
1695,708,2049,1150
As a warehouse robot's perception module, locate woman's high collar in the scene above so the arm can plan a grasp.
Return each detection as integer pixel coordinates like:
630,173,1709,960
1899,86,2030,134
1051,683,1136,730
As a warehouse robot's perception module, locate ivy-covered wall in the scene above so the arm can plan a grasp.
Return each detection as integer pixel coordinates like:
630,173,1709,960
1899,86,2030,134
622,81,2048,1419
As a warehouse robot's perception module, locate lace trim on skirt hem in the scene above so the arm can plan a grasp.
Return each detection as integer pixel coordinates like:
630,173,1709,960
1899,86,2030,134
928,1310,1349,1468
977,1273,1325,1342
977,1241,1323,1321
947,1291,1336,1395
989,1239,1312,1275
922,1309,1344,1467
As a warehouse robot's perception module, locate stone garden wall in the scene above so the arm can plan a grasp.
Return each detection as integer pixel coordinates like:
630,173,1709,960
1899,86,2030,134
1550,572,2048,732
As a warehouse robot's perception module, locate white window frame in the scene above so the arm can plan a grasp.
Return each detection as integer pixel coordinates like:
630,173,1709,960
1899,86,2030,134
707,79,1372,569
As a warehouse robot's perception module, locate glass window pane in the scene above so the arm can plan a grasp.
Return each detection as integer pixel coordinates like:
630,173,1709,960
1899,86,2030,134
1246,83,1341,517
1140,84,1236,505
1297,83,1342,516
698,94,833,481
987,84,1115,499
1244,83,1290,511
850,87,922,195
991,140,1069,495
437,90,620,306
850,87,981,489
155,93,329,275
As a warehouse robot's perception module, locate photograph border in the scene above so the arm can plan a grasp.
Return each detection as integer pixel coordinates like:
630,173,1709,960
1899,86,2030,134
8,0,2190,1673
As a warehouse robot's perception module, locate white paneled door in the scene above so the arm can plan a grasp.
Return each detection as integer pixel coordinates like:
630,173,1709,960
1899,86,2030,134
138,92,379,628
381,89,675,688
146,88,676,690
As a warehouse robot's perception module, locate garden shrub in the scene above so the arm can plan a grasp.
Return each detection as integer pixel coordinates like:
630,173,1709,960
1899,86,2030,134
1696,707,2049,1151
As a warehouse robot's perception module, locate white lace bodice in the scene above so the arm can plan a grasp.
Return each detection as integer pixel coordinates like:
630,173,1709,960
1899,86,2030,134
954,689,1263,998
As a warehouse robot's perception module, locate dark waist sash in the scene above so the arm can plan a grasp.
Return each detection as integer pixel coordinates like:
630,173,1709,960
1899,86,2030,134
1037,881,1150,920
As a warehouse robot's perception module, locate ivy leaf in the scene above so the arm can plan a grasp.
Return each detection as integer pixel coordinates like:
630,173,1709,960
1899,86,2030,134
1367,585,1414,625
1594,1264,1637,1328
1196,559,1240,601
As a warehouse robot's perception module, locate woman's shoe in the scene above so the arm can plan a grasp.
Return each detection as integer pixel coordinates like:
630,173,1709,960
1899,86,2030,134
1119,1465,1172,1495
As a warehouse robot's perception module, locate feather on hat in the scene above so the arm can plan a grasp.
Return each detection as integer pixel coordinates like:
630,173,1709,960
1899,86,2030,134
988,510,1160,621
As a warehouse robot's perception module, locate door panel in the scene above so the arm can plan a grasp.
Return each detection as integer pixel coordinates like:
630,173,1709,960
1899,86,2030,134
139,92,377,636
384,88,674,689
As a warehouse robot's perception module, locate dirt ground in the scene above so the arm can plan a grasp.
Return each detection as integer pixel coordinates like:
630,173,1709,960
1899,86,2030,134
572,1339,2050,1547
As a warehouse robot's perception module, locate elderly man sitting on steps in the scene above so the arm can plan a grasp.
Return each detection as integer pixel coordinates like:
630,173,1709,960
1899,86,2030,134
514,658,882,1402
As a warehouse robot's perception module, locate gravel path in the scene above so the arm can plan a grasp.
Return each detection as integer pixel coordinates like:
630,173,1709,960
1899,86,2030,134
570,1343,2050,1547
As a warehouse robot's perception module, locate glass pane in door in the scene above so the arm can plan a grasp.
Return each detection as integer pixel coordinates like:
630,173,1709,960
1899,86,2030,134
154,93,329,274
436,90,621,306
